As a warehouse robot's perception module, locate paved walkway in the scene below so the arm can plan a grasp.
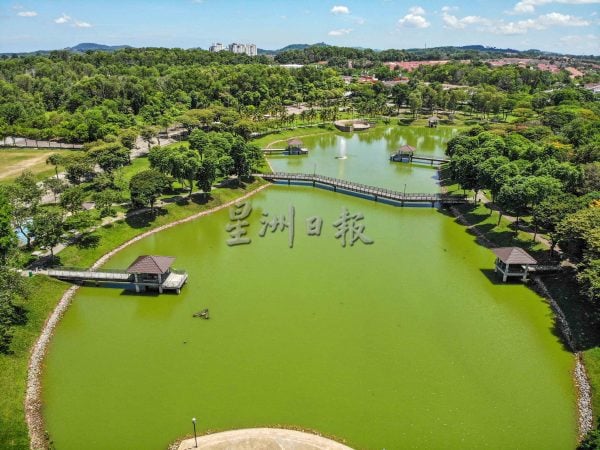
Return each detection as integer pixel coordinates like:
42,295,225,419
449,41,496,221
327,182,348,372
475,192,558,252
177,429,353,450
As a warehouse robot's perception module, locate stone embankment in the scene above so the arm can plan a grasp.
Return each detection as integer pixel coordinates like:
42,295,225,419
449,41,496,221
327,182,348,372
25,184,270,449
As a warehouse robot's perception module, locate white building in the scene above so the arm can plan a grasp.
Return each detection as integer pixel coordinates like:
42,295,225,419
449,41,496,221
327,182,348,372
227,43,257,57
209,43,224,52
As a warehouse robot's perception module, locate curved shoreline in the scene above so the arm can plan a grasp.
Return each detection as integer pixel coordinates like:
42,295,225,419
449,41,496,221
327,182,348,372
24,182,593,448
450,204,594,440
25,183,271,450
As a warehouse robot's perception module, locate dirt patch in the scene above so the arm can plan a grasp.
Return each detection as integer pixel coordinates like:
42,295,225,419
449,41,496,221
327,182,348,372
0,152,55,181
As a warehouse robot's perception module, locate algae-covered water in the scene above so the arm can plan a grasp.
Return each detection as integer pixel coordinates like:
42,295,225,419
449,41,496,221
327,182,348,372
268,126,456,192
42,127,577,449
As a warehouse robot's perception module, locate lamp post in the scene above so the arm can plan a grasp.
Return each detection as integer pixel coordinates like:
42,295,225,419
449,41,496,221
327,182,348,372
403,183,407,197
192,417,197,448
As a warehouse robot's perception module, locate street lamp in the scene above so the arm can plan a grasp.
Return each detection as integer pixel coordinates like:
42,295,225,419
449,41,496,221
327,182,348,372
192,417,197,448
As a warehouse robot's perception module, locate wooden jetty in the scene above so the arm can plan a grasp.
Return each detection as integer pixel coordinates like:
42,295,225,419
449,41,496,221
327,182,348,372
48,255,188,294
263,138,309,155
256,172,468,206
390,145,449,166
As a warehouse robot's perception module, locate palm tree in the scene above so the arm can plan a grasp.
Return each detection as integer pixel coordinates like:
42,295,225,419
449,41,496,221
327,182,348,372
46,153,63,179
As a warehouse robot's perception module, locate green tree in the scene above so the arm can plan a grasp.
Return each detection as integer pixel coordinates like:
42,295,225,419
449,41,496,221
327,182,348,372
531,194,580,251
408,91,422,119
0,190,17,262
31,207,64,257
6,171,42,247
93,189,122,217
496,176,531,230
43,177,67,203
45,153,64,179
188,129,209,158
196,156,217,196
89,143,130,175
129,169,170,212
60,185,86,214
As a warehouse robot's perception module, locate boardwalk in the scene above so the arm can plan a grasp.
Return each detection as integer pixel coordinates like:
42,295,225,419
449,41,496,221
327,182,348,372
256,172,468,206
390,153,450,165
47,266,188,294
262,148,308,155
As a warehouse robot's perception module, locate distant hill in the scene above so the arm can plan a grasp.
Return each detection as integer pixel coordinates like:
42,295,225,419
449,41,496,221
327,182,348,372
258,42,329,55
66,43,132,52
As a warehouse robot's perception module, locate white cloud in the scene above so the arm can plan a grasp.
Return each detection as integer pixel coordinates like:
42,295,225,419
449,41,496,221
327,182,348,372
54,13,71,24
490,12,589,34
512,0,600,14
17,11,37,17
398,13,430,28
353,16,366,24
408,6,426,15
331,5,350,15
443,13,490,29
328,28,353,36
441,5,459,12
54,13,92,28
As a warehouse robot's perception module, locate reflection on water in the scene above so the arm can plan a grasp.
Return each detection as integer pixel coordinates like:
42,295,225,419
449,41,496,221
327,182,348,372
269,126,457,192
42,127,577,450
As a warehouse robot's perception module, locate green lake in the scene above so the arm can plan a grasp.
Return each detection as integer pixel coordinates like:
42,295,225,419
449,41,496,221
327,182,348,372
42,127,577,449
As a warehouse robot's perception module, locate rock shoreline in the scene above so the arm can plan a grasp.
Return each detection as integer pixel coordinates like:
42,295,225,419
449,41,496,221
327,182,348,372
24,183,271,449
450,204,594,440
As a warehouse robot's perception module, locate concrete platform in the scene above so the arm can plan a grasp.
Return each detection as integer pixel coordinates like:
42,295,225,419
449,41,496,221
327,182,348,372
177,428,354,450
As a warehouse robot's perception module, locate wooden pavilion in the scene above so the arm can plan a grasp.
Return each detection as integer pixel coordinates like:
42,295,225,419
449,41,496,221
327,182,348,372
428,116,439,128
126,255,188,293
286,139,308,155
492,247,537,282
390,144,416,162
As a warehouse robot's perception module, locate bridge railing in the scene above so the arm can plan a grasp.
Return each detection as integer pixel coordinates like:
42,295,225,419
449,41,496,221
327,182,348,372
50,266,128,274
259,172,468,202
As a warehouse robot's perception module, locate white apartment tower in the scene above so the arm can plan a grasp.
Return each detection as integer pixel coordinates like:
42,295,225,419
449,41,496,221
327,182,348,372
227,43,257,57
209,43,224,52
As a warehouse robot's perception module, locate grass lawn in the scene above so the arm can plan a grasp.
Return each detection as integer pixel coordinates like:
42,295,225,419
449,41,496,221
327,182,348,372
0,176,267,449
115,156,151,182
0,276,71,449
0,149,82,184
57,178,267,268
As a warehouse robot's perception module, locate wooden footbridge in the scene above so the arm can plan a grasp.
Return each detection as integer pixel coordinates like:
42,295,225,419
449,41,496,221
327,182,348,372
47,255,188,294
390,153,450,165
256,172,469,206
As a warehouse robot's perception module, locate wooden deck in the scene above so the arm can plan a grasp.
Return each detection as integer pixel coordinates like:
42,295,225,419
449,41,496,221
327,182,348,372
47,267,188,293
390,153,450,165
262,148,309,155
256,172,469,206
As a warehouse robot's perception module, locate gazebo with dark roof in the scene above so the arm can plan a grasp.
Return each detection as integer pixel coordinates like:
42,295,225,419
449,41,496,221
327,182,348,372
126,255,179,293
286,139,308,155
390,144,416,162
492,247,537,282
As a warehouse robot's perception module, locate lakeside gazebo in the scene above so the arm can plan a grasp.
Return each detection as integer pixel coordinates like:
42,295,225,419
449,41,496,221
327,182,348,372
390,144,416,162
428,116,439,128
492,247,537,282
126,255,186,293
286,139,308,155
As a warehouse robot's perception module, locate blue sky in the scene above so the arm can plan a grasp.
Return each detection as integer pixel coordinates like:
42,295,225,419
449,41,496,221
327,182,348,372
1,0,598,54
